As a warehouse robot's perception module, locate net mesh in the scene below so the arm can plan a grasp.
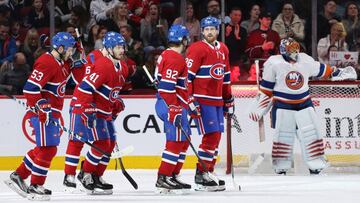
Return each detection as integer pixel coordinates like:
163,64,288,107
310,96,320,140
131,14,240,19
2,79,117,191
218,81,360,174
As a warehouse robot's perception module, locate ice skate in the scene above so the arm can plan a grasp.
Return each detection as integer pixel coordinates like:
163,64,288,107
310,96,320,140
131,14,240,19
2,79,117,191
194,169,218,192
27,184,51,201
78,172,94,194
155,174,183,195
92,175,113,195
4,171,29,198
63,174,78,193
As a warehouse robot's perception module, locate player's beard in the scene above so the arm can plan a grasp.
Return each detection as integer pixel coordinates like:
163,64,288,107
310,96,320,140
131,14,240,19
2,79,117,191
204,33,217,44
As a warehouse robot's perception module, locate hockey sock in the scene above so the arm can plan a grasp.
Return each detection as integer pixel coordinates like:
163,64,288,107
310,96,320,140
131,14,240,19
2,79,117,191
30,146,57,185
209,147,219,172
94,140,116,177
83,139,110,174
197,132,221,172
158,141,183,176
16,147,40,180
64,140,84,175
173,141,189,175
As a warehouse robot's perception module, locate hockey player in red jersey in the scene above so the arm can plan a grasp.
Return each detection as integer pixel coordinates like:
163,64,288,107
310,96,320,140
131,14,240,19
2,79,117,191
4,32,76,201
154,24,191,194
69,32,127,195
186,16,234,191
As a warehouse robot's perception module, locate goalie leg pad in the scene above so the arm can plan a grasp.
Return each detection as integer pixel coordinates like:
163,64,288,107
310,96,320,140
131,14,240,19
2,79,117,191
272,109,296,173
295,107,328,171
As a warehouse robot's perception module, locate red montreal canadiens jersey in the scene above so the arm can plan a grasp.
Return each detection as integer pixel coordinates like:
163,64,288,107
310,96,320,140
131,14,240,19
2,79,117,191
73,56,127,120
156,49,188,108
186,40,232,106
23,52,71,118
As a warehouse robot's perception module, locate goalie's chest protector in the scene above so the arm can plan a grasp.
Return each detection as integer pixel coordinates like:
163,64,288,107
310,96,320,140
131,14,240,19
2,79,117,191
267,54,320,104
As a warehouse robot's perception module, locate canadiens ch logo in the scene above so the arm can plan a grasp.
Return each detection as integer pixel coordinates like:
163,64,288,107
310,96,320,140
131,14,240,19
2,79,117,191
22,113,64,144
57,81,66,97
109,87,122,102
209,63,224,80
285,71,304,90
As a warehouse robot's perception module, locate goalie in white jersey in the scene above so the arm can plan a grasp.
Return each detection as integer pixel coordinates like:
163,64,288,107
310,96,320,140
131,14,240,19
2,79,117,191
249,38,357,175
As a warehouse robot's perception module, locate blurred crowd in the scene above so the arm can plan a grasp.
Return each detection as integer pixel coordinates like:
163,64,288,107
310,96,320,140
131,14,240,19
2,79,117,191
0,0,359,95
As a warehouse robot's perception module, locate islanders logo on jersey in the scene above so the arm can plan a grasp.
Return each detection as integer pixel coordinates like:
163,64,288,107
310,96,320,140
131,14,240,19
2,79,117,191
109,87,122,103
57,81,67,97
209,63,225,80
285,71,304,90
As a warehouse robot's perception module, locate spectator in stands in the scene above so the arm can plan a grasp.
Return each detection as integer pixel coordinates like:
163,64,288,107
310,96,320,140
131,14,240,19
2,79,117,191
241,4,260,34
0,4,11,22
0,21,17,69
127,0,160,26
0,52,30,95
120,25,144,66
85,24,99,52
68,5,88,37
206,0,224,41
272,2,305,48
26,0,49,29
89,0,119,26
317,0,340,41
10,19,23,49
21,28,39,68
225,7,247,75
103,2,139,39
94,25,108,49
230,65,241,82
67,0,87,11
342,1,360,51
318,22,348,64
140,3,168,60
64,23,77,38
173,1,200,44
54,0,71,24
245,11,280,79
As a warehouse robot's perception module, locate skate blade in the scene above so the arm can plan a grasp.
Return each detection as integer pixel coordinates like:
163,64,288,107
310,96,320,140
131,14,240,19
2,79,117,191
155,187,184,195
4,179,28,198
216,185,226,191
27,193,51,201
194,184,218,192
63,185,82,194
90,188,113,195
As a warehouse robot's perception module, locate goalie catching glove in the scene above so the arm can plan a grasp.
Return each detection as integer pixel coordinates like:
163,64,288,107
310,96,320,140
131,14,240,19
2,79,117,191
249,91,273,122
168,105,182,127
331,66,357,81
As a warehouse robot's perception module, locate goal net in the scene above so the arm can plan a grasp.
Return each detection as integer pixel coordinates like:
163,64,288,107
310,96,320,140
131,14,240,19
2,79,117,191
217,81,360,174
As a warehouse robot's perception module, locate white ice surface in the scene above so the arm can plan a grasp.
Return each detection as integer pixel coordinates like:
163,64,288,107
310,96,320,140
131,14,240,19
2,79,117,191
1,169,360,203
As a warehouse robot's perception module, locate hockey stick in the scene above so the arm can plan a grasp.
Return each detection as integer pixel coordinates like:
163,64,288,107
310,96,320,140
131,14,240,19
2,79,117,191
0,88,115,158
226,114,241,191
142,65,222,185
114,143,138,190
248,60,266,174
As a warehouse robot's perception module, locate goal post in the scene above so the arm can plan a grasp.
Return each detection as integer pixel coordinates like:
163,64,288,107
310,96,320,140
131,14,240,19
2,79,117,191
219,80,360,174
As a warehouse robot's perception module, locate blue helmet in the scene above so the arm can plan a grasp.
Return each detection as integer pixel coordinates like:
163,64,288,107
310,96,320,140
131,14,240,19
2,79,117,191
102,31,126,49
200,16,220,30
168,24,190,43
51,32,76,51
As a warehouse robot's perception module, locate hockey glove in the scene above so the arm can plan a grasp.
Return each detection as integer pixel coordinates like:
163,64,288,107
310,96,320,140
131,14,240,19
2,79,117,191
188,96,201,119
249,92,273,122
168,105,182,127
35,99,52,125
80,104,97,128
112,98,125,121
223,96,235,116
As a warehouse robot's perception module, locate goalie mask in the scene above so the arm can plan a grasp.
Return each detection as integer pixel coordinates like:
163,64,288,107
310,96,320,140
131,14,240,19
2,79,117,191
280,38,300,62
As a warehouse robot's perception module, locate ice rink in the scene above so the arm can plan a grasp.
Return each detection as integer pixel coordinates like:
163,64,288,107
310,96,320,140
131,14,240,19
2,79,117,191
1,169,360,203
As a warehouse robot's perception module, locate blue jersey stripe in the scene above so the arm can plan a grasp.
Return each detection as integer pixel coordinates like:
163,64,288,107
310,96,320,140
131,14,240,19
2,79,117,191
316,63,325,78
260,79,276,89
23,81,40,92
79,80,95,93
158,80,176,91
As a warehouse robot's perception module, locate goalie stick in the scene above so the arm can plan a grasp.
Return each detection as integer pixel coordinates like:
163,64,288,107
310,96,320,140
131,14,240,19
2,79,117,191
0,88,116,158
248,60,266,174
114,143,138,190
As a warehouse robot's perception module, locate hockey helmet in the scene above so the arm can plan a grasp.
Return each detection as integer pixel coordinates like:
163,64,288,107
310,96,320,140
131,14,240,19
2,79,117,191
280,38,300,62
167,24,190,44
51,32,76,51
103,31,126,49
200,16,220,30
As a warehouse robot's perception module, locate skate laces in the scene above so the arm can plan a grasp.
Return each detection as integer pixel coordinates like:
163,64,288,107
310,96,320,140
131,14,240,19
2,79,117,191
165,176,177,186
83,173,94,184
173,175,186,184
99,176,108,184
66,175,76,183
